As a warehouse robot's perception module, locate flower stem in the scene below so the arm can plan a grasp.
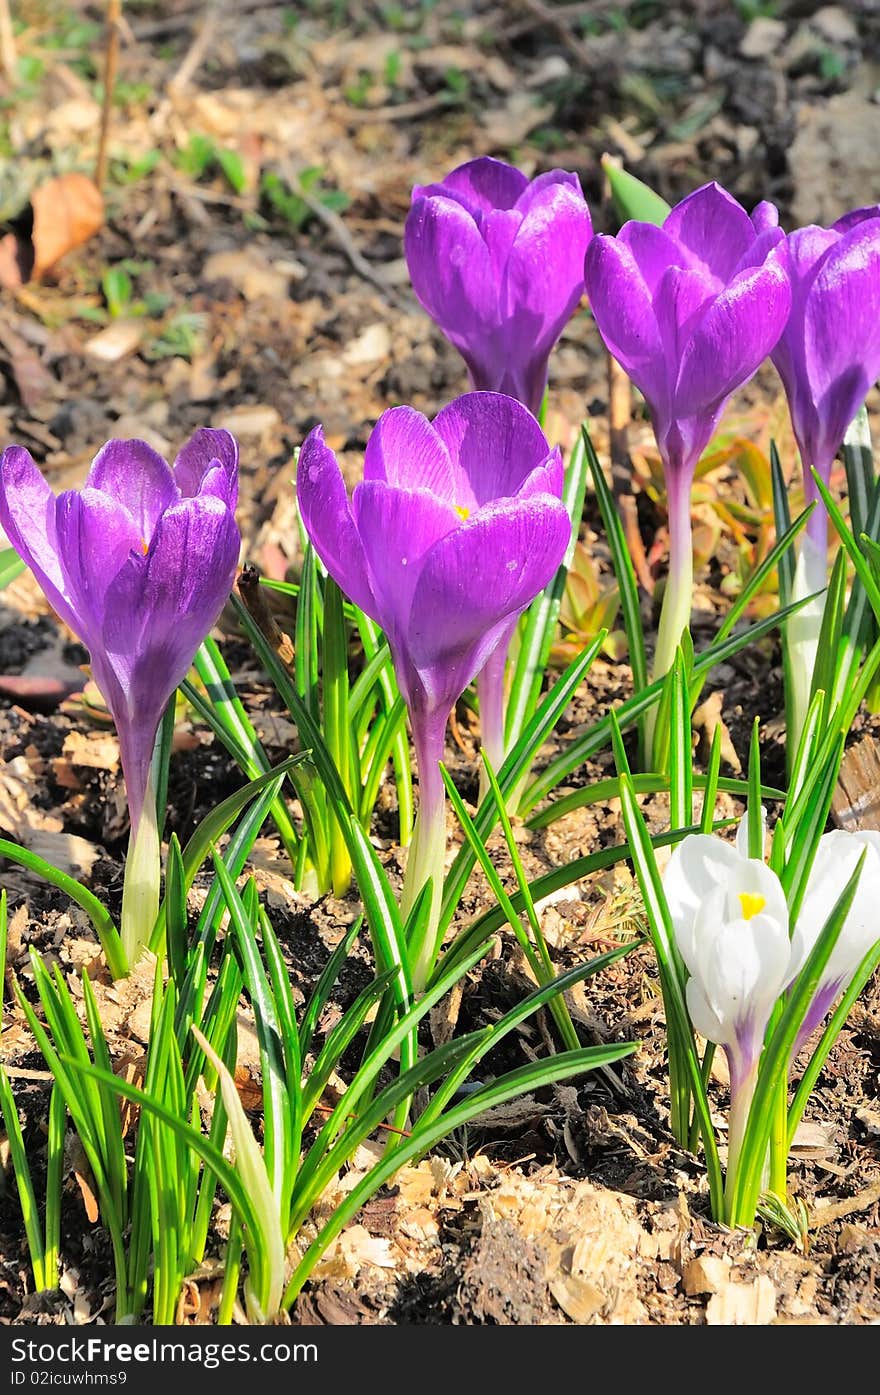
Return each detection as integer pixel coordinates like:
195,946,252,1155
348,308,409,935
401,707,449,992
648,468,694,761
120,767,160,969
768,1074,789,1204
788,529,827,753
724,1060,757,1223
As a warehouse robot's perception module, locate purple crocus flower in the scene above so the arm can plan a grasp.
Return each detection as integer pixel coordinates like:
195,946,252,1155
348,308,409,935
0,430,240,965
752,202,880,743
760,201,880,554
404,156,593,418
405,157,587,769
584,182,791,695
297,391,569,987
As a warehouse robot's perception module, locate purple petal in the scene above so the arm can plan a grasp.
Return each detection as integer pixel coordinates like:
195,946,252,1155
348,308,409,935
584,234,666,409
674,256,792,419
832,204,880,234
351,481,459,643
801,220,880,468
86,439,177,543
0,446,81,637
296,427,376,618
654,265,717,362
404,194,500,378
363,407,455,502
417,156,529,213
517,445,564,501
54,488,143,648
407,494,570,709
174,428,239,509
503,175,592,354
101,496,240,824
751,199,780,234
662,182,756,282
615,221,682,295
431,392,554,508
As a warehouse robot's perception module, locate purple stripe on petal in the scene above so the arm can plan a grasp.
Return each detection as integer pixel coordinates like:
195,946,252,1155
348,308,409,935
674,257,792,420
363,406,456,501
86,439,177,542
174,427,239,508
0,445,79,637
429,156,529,214
352,480,460,644
295,427,377,619
407,493,570,707
431,392,553,508
662,181,756,282
54,488,143,648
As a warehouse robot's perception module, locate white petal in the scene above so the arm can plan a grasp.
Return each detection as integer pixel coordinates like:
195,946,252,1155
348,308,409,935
686,976,727,1046
664,834,739,968
794,830,880,989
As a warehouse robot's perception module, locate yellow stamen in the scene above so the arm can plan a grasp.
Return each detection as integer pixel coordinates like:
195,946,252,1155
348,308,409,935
739,891,766,921
454,504,470,520
141,538,149,555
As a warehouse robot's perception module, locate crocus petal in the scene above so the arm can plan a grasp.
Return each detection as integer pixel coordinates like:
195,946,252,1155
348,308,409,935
352,481,460,645
584,234,666,407
101,495,240,824
404,194,497,338
751,200,780,234
832,204,880,234
616,221,682,294
431,392,555,508
503,176,592,351
654,265,717,362
407,493,570,707
801,221,880,467
790,829,880,993
664,834,740,969
363,406,456,502
86,439,178,542
0,445,80,636
418,156,529,213
673,257,792,419
174,428,239,508
295,427,377,618
662,182,757,283
54,488,144,648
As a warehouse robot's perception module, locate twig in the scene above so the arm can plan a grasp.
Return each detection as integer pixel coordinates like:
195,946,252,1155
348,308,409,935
507,0,597,68
280,161,403,306
237,564,295,669
0,0,16,80
810,1179,880,1229
133,0,290,41
167,0,217,95
95,0,122,191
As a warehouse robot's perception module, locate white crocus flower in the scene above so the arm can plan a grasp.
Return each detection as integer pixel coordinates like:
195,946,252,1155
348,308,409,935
790,829,880,1052
664,829,794,1189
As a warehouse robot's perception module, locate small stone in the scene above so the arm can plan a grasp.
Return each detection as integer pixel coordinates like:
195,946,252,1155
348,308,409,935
682,1254,731,1296
811,6,858,45
739,17,787,59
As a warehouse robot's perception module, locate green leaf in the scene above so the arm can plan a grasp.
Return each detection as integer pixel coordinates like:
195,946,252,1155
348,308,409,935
0,839,126,980
505,428,589,749
0,546,24,590
601,157,670,226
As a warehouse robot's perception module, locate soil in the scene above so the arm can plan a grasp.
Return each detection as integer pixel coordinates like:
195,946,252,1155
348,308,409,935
2,0,880,1327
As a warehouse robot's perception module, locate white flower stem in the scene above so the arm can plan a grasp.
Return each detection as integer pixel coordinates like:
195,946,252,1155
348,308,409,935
648,469,693,762
401,708,449,993
120,768,160,968
787,530,827,755
724,1060,758,1223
